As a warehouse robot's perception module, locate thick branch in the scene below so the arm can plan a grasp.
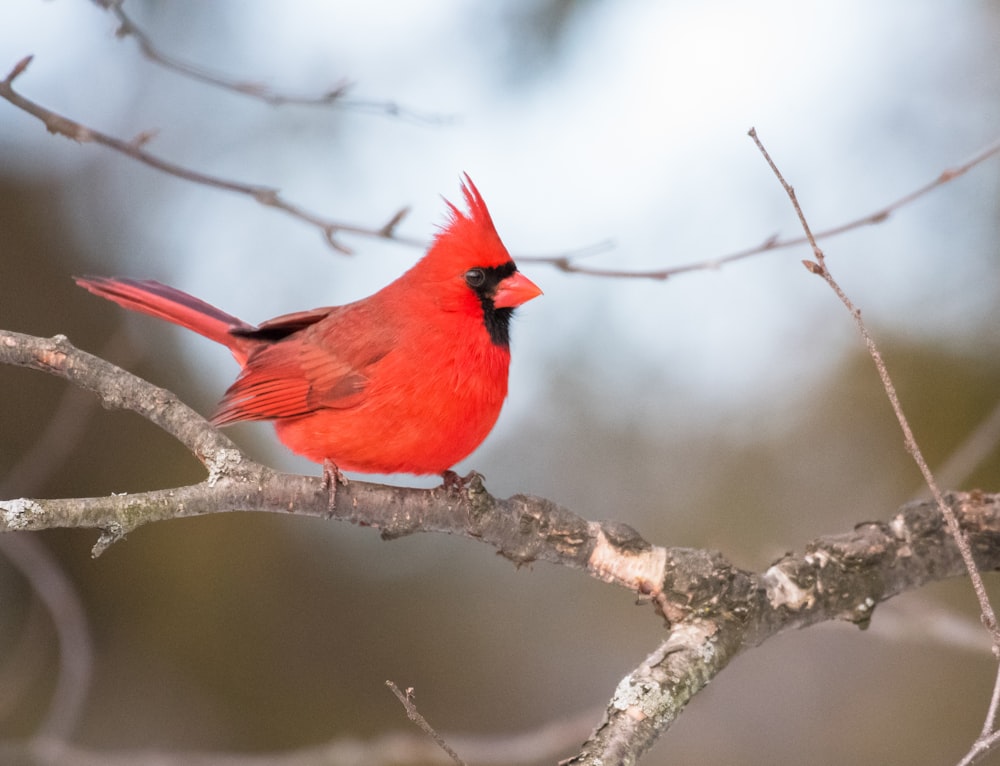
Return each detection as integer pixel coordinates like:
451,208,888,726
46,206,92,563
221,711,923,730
570,493,1000,763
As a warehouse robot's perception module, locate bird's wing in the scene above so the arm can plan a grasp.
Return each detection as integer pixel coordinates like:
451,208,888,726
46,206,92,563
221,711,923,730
211,304,396,425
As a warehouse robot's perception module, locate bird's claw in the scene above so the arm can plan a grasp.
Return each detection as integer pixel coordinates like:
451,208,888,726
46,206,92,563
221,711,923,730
439,469,482,494
322,459,347,517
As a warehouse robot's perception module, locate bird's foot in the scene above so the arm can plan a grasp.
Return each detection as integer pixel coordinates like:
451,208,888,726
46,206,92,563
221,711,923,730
322,459,347,517
440,469,483,494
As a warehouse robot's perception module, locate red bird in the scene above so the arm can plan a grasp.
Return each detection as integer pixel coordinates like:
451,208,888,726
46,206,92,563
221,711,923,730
75,176,541,476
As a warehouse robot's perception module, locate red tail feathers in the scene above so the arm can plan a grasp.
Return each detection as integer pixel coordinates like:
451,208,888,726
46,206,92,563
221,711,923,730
74,276,255,363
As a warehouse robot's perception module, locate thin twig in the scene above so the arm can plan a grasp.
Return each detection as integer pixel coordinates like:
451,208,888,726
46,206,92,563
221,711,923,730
95,0,452,123
386,682,466,766
957,727,1000,766
521,134,1000,280
981,668,1000,741
0,55,422,253
749,125,1000,765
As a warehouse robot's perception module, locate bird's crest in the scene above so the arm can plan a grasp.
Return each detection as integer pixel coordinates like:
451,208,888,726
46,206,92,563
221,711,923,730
433,174,512,269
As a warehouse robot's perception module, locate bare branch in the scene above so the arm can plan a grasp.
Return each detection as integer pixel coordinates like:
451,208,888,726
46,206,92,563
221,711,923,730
387,682,466,766
524,135,1000,280
93,0,451,123
570,493,1000,763
957,724,1000,766
0,57,427,253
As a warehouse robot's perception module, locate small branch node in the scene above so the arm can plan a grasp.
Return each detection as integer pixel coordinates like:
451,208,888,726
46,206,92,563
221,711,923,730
251,188,280,206
91,525,126,558
802,259,825,276
129,129,158,149
5,54,34,83
323,228,353,254
1,498,40,531
203,448,245,486
323,81,352,101
379,206,410,237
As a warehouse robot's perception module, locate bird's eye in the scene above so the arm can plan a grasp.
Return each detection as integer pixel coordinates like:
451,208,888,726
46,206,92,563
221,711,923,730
465,268,486,288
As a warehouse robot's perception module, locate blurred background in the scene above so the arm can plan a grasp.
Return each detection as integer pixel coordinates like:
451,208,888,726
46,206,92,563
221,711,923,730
2,0,1000,763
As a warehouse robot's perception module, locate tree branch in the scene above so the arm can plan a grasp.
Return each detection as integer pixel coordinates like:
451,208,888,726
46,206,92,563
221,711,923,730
568,493,1000,763
0,56,420,254
522,135,1000,280
5,52,998,277
97,0,452,122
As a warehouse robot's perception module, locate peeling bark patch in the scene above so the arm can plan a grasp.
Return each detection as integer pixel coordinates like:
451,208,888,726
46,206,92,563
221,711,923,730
762,563,815,611
587,522,667,593
1,498,40,530
204,448,245,486
611,677,663,720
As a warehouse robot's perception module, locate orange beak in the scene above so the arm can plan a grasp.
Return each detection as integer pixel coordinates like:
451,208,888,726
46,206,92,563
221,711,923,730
493,271,542,309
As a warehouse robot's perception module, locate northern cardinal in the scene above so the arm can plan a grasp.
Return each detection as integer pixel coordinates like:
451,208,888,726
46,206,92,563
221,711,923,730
75,176,541,476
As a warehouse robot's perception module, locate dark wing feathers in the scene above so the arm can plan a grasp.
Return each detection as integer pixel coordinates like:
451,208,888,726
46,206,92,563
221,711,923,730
230,306,336,341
